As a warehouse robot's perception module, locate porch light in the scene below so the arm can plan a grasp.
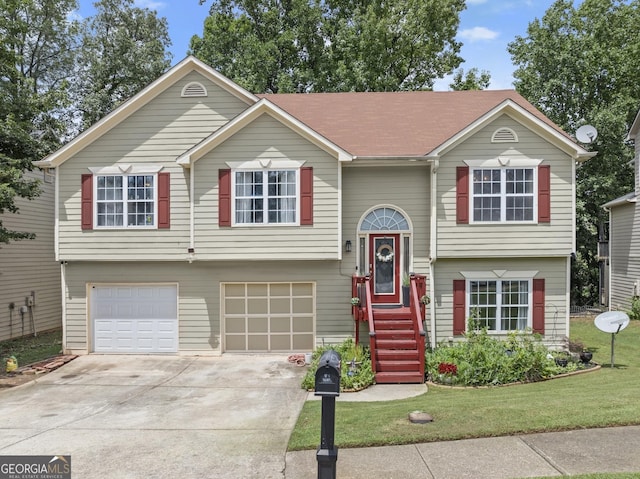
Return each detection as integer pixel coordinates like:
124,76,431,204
345,240,352,253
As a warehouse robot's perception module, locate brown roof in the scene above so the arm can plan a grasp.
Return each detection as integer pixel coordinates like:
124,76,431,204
258,90,562,157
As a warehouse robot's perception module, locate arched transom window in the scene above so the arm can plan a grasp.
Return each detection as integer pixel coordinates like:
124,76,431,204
360,207,409,231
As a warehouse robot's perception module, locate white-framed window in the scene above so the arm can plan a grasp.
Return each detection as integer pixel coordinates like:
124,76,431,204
95,174,157,228
468,279,531,331
233,169,298,225
472,167,535,222
43,168,56,184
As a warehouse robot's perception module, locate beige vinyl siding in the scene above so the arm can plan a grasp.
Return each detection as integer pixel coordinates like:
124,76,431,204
0,170,61,340
433,257,568,346
341,165,432,277
192,113,340,260
62,260,354,354
609,202,640,311
438,115,574,258
57,72,250,261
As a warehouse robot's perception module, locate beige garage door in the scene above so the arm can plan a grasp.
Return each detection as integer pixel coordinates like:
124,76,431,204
223,282,315,352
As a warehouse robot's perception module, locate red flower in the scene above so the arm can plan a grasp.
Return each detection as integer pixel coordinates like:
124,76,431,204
438,362,458,375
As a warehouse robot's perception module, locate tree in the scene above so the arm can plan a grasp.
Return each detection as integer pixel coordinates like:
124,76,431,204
0,0,79,243
75,0,172,129
191,0,465,93
508,0,640,305
449,68,491,91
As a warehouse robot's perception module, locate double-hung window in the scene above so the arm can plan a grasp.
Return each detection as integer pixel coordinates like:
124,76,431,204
96,174,156,228
472,168,534,222
234,169,297,225
469,279,530,331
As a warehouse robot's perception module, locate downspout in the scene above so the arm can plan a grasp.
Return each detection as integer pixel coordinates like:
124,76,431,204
54,167,59,262
189,164,195,262
608,205,612,310
604,204,612,310
60,261,67,353
429,158,439,349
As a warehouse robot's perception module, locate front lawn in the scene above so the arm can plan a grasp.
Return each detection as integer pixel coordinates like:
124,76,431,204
288,317,640,451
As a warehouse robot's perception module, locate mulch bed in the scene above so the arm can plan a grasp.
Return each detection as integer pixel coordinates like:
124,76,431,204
0,355,78,388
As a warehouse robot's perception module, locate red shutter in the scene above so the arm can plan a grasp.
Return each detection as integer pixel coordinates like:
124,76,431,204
219,169,231,227
81,174,93,230
456,166,469,224
538,164,551,223
532,278,545,334
157,172,170,229
300,166,313,225
453,279,466,335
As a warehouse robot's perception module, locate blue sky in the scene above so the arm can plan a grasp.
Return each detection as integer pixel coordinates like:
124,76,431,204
77,0,567,91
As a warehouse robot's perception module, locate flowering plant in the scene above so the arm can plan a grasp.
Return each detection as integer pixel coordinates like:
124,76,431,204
351,297,360,306
437,362,457,376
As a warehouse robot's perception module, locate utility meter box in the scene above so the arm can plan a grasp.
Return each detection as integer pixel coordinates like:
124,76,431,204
314,350,341,397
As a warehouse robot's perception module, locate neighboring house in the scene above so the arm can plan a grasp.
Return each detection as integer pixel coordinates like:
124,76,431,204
602,108,640,311
34,57,592,378
0,169,61,341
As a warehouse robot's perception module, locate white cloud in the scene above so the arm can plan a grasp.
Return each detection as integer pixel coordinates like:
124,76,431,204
134,0,166,10
459,26,499,42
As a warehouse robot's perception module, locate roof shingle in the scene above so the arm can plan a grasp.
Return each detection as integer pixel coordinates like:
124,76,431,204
259,90,561,157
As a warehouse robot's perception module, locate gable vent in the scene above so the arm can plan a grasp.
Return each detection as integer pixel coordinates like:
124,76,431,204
491,127,518,143
181,82,207,98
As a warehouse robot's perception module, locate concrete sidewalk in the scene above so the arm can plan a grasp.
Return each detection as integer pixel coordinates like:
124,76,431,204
287,384,640,478
286,425,640,478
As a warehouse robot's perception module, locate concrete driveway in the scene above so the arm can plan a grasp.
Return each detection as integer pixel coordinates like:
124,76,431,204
0,354,308,479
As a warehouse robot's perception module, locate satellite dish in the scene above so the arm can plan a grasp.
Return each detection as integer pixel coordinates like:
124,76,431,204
575,125,598,144
594,311,629,334
594,311,630,367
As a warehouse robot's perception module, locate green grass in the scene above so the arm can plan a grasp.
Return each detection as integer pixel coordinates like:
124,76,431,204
288,318,640,451
532,475,640,479
0,329,63,368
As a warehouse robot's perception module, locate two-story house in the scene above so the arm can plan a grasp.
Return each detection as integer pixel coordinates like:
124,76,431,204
35,57,592,382
602,108,640,311
0,169,61,341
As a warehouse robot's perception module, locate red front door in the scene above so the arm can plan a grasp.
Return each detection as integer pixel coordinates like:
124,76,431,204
369,234,400,304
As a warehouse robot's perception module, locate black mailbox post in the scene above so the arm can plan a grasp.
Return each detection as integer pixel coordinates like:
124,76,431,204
314,349,341,479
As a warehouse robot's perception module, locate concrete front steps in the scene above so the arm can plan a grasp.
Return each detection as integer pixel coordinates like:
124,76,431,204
372,309,424,384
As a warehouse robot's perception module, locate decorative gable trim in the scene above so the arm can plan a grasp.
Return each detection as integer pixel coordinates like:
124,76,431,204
181,81,207,97
176,99,353,167
491,127,518,143
427,99,595,162
35,56,258,168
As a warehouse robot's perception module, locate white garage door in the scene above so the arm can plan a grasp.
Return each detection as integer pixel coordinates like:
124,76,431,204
223,282,315,352
91,285,178,353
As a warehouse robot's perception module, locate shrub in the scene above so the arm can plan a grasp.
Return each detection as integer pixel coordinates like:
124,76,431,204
301,338,375,391
425,327,571,387
627,296,640,321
